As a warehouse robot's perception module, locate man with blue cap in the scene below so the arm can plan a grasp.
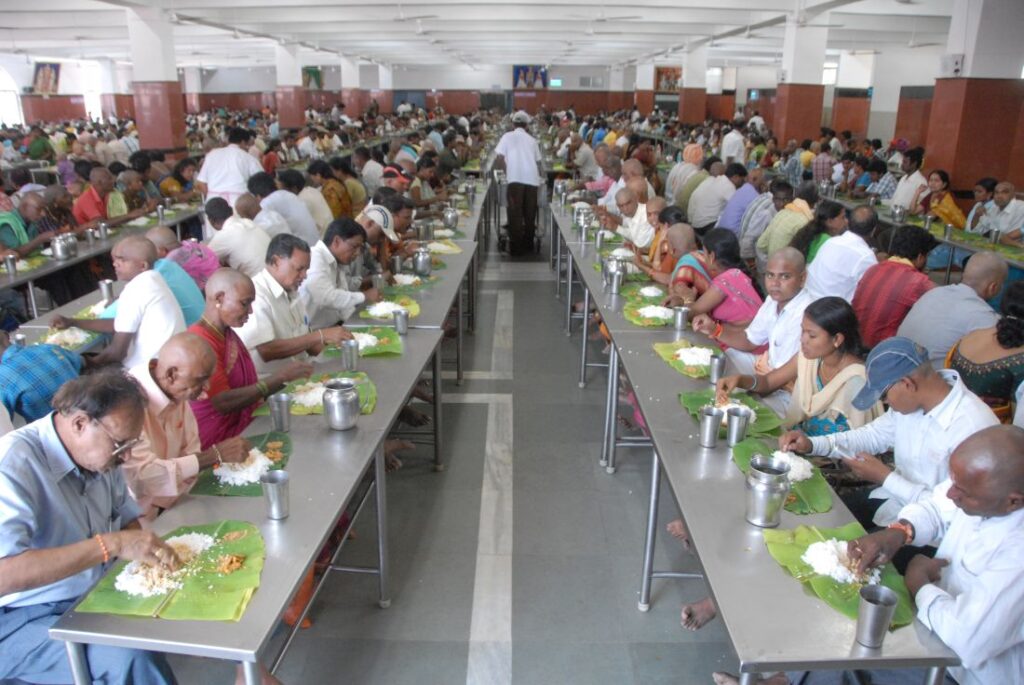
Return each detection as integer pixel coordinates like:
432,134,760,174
780,336,997,533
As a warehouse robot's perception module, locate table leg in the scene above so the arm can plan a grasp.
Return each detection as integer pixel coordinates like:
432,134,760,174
374,443,391,608
64,641,91,685
738,674,758,685
241,660,261,685
555,233,563,297
549,210,556,268
27,281,38,318
565,252,575,335
578,286,591,388
600,344,619,472
923,667,947,685
638,449,661,611
943,244,955,285
432,347,445,472
456,280,464,386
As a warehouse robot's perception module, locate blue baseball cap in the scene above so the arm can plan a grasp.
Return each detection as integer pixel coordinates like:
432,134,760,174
852,337,929,410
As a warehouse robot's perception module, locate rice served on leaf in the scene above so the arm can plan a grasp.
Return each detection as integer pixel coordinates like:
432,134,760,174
352,332,379,351
114,533,216,597
771,450,815,482
392,274,422,286
289,381,327,409
46,328,91,347
366,301,407,318
213,447,274,485
636,305,673,320
801,539,881,585
639,286,663,298
433,229,455,239
673,347,713,367
610,247,634,259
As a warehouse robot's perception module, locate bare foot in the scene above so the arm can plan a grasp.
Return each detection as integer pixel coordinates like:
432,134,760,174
399,405,431,427
413,382,434,404
681,597,717,631
384,438,414,472
712,673,788,685
666,519,691,551
616,415,636,432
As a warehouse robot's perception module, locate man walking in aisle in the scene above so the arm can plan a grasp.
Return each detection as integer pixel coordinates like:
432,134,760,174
495,111,542,256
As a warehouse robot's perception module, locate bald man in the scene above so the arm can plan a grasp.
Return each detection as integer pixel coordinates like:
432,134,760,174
52,236,185,369
124,332,251,521
898,251,1007,367
694,247,811,416
72,166,125,226
601,187,655,249
595,158,655,215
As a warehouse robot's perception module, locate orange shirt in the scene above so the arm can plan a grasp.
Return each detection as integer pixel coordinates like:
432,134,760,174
72,185,107,225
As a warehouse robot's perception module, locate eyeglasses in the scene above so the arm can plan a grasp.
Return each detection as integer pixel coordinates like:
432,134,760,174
92,419,141,463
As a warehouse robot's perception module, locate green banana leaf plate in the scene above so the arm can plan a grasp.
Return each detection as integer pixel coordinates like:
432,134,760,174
427,239,463,255
762,522,914,629
191,431,291,497
622,301,673,328
76,520,265,622
620,282,666,302
358,297,421,321
731,437,833,514
590,261,648,282
382,274,439,296
652,340,717,379
679,388,782,437
0,252,49,274
253,371,377,416
323,326,403,358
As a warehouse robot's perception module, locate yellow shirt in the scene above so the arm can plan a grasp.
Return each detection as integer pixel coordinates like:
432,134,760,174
604,131,618,147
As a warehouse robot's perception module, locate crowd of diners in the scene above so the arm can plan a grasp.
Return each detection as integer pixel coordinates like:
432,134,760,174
0,101,1021,685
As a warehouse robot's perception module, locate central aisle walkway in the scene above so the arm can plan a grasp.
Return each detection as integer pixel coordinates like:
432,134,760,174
170,237,736,684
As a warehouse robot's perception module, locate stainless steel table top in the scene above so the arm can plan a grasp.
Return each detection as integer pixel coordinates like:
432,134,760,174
1,208,202,292
398,244,477,329
17,283,125,350
49,329,442,662
609,329,959,674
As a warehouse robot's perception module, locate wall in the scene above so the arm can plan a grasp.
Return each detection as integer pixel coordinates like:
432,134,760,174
868,46,943,142
393,65,510,91
893,85,933,148
734,66,778,106
547,65,611,91
21,95,86,121
200,66,276,94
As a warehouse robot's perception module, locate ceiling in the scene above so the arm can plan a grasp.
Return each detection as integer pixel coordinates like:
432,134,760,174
0,0,954,69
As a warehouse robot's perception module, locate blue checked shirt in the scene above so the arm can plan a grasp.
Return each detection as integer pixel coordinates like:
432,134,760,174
0,344,82,423
867,172,898,200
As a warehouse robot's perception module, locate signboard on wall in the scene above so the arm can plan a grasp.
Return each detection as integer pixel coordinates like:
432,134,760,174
302,67,323,90
513,65,547,89
32,63,60,95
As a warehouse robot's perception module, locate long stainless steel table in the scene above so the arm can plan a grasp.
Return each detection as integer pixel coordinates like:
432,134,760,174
609,328,959,684
50,328,443,684
17,282,125,351
2,206,202,317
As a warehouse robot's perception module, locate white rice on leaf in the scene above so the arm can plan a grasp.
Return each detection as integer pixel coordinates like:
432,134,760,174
392,274,422,286
639,286,663,298
366,301,408,318
114,533,216,597
801,539,881,585
289,381,327,409
213,447,274,485
673,347,713,367
636,305,673,320
433,229,455,238
352,332,379,351
610,247,634,259
46,328,91,347
771,450,815,482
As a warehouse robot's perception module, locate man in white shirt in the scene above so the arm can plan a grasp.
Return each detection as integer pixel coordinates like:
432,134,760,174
781,337,998,528
354,147,384,196
295,128,318,160
51,236,184,370
687,162,745,233
898,251,1006,367
596,159,655,216
235,234,351,376
248,172,321,247
805,205,879,301
494,111,541,256
301,218,380,327
568,134,600,181
747,111,765,134
286,166,333,235
195,127,263,209
721,126,746,166
204,197,271,278
840,425,1024,685
890,146,926,210
695,248,811,416
601,184,655,249
975,181,1024,245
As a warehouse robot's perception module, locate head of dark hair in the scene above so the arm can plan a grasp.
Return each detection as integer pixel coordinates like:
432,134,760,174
277,168,305,194
52,367,146,420
975,177,999,194
848,205,878,237
853,155,870,171
800,139,812,150
702,156,721,172
804,296,864,357
247,171,277,198
74,159,98,182
172,157,196,184
996,281,1024,349
9,167,31,187
204,196,233,225
904,147,924,168
353,145,372,161
108,161,128,176
228,126,248,144
378,192,414,214
265,233,310,264
128,150,151,174
328,156,356,177
324,217,368,246
794,180,819,205
372,186,398,204
267,138,282,152
703,228,743,270
768,178,793,196
789,199,845,258
889,224,939,260
148,150,165,163
871,139,883,150
928,169,950,189
416,156,437,171
841,151,856,163
724,162,748,179
866,158,887,175
307,159,333,179
658,205,687,227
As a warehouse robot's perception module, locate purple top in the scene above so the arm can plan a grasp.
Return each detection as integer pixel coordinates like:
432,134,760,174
716,182,760,234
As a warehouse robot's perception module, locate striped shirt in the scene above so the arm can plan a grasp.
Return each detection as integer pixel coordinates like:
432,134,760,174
851,258,935,348
0,344,82,422
866,172,898,200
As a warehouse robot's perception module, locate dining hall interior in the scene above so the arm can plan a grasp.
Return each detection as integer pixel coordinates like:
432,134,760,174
0,1,1023,684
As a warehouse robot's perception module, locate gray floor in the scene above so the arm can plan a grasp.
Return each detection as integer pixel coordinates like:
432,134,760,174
170,231,737,684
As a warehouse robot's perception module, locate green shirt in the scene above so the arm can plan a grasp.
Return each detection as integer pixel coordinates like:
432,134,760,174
0,210,37,249
757,208,811,259
27,137,52,161
807,233,830,263
675,170,708,216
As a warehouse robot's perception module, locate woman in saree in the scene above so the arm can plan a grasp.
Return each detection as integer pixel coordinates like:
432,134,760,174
187,268,312,450
910,169,966,229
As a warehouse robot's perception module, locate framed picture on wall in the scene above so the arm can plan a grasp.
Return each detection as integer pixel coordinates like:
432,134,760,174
302,67,323,90
513,65,548,90
32,63,60,95
654,66,681,93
